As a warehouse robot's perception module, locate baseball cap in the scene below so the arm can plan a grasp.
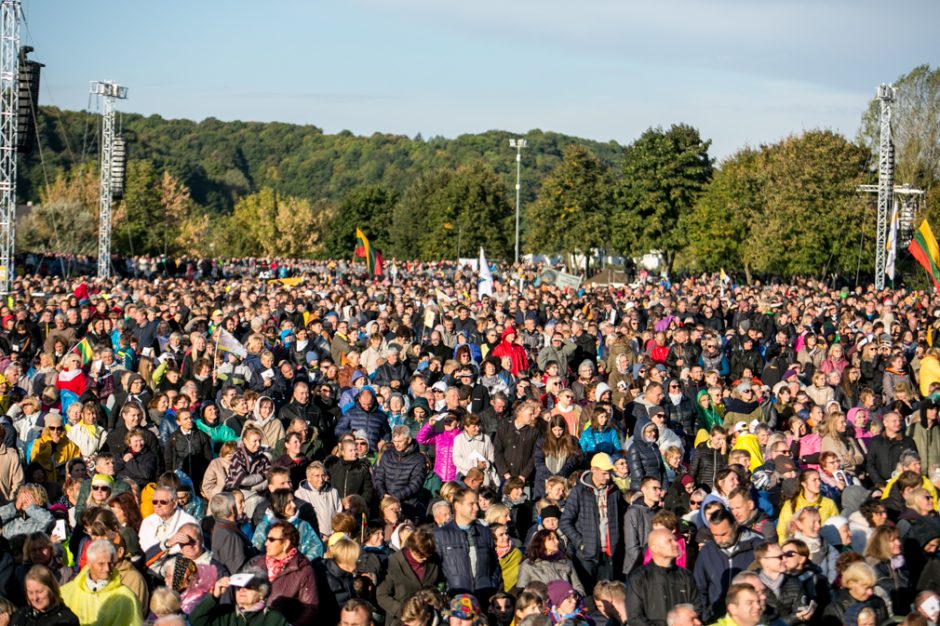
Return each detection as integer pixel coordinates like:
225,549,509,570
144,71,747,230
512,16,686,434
590,453,615,471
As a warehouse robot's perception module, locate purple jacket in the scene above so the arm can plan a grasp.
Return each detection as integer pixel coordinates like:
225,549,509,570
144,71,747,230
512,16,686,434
417,421,460,482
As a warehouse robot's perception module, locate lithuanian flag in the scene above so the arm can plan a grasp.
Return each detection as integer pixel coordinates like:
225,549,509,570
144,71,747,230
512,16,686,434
355,227,384,276
909,220,940,291
71,337,94,366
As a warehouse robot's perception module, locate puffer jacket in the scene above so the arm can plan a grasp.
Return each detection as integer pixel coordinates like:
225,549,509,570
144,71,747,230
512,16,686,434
693,527,762,620
328,456,374,502
416,421,460,481
820,589,888,626
626,562,702,626
334,389,391,451
760,570,809,626
664,385,697,437
689,441,727,489
628,425,664,483
373,441,428,508
246,552,317,625
559,470,622,563
433,520,502,595
580,426,622,456
0,503,54,539
515,557,584,594
622,502,658,574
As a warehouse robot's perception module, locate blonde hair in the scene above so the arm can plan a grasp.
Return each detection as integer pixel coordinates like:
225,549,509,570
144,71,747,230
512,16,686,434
150,587,181,616
484,503,510,526
842,561,877,588
328,537,361,570
439,481,462,503
544,476,569,499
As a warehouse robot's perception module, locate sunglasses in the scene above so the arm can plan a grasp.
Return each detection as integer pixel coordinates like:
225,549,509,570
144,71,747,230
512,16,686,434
690,500,703,506
48,426,64,432
152,499,171,506
265,536,285,543
763,554,786,560
781,551,799,558
92,485,111,492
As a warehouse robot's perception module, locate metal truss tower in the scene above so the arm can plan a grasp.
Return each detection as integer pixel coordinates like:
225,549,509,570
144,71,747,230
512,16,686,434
0,0,19,295
874,84,896,290
90,80,127,279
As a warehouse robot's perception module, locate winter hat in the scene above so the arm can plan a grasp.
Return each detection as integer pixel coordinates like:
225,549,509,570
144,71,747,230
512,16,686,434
448,594,485,626
92,474,114,489
680,475,695,488
594,383,612,402
546,580,578,609
840,485,871,517
541,505,562,520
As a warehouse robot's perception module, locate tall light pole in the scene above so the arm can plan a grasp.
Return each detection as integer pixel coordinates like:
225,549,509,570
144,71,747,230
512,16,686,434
509,138,527,264
90,80,128,279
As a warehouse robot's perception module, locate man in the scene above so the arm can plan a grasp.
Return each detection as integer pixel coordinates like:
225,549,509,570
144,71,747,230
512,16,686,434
61,540,142,626
623,477,663,574
277,381,322,431
693,508,761,621
626,529,703,626
752,542,815,625
666,606,702,626
868,411,918,489
373,345,410,390
433,487,502,605
138,486,198,553
560,453,623,591
373,425,428,518
537,332,577,376
330,320,351,366
478,391,509,439
593,581,628,626
339,599,374,626
209,492,257,577
727,488,775,541
334,386,391,452
494,400,540,484
709,583,763,626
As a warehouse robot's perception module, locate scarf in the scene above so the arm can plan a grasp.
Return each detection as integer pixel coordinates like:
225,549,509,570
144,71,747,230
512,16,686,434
265,547,297,581
402,547,426,581
793,532,823,562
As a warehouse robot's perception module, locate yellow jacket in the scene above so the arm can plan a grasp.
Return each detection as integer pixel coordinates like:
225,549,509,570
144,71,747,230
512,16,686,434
61,567,142,626
881,474,939,510
776,492,840,542
28,433,81,477
732,433,764,472
921,354,940,397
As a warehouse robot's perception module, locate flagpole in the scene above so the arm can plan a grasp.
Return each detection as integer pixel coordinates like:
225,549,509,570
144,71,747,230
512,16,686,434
212,326,222,380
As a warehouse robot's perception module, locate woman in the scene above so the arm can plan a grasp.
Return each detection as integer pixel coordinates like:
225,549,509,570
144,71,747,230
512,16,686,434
223,425,272,519
66,401,107,464
864,525,910,616
627,421,664,484
695,389,724,432
820,413,864,478
849,500,889,553
1,484,53,540
252,489,324,561
15,533,72,589
884,353,913,404
819,343,850,378
107,491,143,560
551,389,586,437
492,522,523,591
416,412,462,482
315,537,360,625
114,428,158,489
377,527,440,625
787,507,838,583
776,469,840,542
246,396,284,450
480,357,510,398
10,565,79,626
247,520,317,625
201,441,237,501
533,415,582,500
847,406,875,452
821,562,889,626
805,372,835,409
54,354,88,398
272,432,311,489
515,529,584,594
835,367,862,411
911,398,940,471
782,538,832,611
580,407,622,455
722,383,764,430
196,402,239,454
452,413,498,488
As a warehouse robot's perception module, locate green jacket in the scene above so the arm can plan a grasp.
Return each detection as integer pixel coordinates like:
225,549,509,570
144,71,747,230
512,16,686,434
189,595,289,626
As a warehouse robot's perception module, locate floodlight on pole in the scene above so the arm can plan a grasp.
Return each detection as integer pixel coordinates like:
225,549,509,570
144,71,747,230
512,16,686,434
509,138,527,264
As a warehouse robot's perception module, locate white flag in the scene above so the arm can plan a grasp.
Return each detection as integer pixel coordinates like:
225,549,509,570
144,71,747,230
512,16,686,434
886,199,899,281
216,327,247,359
478,247,493,297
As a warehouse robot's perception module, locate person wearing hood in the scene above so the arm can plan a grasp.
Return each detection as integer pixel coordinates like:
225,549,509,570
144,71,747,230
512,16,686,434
628,418,665,484
374,425,429,519
108,374,151,429
223,426,272,519
490,327,528,377
559,453,623,591
196,402,239,454
335,385,391,452
245,396,284,450
649,406,685,458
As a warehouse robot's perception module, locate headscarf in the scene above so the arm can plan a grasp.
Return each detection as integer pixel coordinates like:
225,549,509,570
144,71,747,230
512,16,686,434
696,389,723,431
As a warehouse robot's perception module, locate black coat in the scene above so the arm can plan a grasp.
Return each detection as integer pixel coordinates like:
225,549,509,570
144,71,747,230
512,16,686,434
433,521,502,598
376,549,441,624
10,603,79,626
165,428,213,488
626,562,703,626
559,471,622,563
867,433,918,487
277,399,322,431
689,442,727,489
494,420,540,481
210,518,257,577
760,571,809,626
820,589,888,626
373,441,428,510
533,440,581,500
114,446,158,488
328,457,375,502
313,559,356,626
628,436,664,484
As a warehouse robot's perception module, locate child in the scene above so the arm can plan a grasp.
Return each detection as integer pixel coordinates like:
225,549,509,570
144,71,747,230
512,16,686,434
544,476,569,508
502,477,532,539
546,580,590,625
643,510,687,568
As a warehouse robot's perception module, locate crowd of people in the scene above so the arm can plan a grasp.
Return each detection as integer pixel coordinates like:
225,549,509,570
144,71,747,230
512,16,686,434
1,259,940,626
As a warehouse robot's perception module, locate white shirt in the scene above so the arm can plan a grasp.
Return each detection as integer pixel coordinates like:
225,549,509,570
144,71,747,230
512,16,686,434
138,507,198,552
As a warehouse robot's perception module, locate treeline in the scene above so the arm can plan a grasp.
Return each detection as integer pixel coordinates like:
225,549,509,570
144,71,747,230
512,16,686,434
18,64,940,279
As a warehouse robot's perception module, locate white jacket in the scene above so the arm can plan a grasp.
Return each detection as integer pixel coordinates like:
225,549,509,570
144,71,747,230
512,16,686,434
67,423,107,460
451,431,498,486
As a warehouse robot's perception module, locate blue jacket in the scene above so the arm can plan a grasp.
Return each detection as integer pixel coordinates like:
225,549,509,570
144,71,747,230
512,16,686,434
693,527,762,621
559,471,622,563
335,390,391,451
627,432,664,484
579,427,621,455
433,521,502,596
373,441,428,509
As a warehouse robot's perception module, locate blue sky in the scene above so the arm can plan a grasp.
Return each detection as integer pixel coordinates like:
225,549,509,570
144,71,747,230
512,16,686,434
26,0,939,159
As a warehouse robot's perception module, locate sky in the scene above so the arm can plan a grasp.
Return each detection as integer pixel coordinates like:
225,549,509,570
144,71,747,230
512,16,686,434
25,0,940,159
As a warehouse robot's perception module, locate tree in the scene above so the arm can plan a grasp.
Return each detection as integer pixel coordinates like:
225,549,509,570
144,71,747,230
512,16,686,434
322,185,398,258
613,124,713,273
18,165,99,256
526,144,612,266
113,160,164,256
217,187,330,258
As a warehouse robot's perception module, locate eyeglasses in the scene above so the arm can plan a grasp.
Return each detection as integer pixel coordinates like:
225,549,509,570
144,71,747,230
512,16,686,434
152,499,171,506
762,554,786,560
266,535,285,543
48,426,64,432
92,485,111,492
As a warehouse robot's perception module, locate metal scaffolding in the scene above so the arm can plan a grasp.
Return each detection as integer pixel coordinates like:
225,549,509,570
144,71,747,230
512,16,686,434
90,80,127,279
874,84,896,290
0,0,18,295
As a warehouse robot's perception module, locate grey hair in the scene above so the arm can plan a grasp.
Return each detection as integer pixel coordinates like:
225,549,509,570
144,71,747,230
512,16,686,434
431,500,452,515
210,492,236,519
731,570,762,586
237,562,271,598
899,449,922,469
391,425,411,440
667,605,697,626
86,539,116,562
179,522,203,544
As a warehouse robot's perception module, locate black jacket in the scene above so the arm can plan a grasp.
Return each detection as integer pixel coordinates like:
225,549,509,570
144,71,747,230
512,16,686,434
373,441,428,509
820,589,888,626
867,433,917,487
328,456,374,502
759,571,809,626
165,428,213,488
626,562,703,626
314,558,356,626
277,399,322,431
494,420,540,481
10,603,80,626
376,549,441,624
690,442,727,489
559,471,622,563
210,518,257,577
433,520,502,597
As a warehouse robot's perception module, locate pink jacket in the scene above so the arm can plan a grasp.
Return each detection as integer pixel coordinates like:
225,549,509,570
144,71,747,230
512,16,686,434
798,433,822,470
417,421,461,482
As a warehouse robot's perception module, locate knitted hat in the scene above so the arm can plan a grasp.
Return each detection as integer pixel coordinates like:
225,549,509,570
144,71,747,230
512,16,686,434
546,580,578,608
541,505,562,520
91,474,115,488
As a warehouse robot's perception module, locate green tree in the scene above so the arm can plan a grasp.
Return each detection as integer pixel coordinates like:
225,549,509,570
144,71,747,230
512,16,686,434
217,187,329,258
613,124,713,273
525,144,612,265
323,185,398,258
113,160,164,256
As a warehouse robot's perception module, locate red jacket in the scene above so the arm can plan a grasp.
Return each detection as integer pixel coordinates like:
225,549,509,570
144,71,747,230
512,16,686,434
491,328,528,376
